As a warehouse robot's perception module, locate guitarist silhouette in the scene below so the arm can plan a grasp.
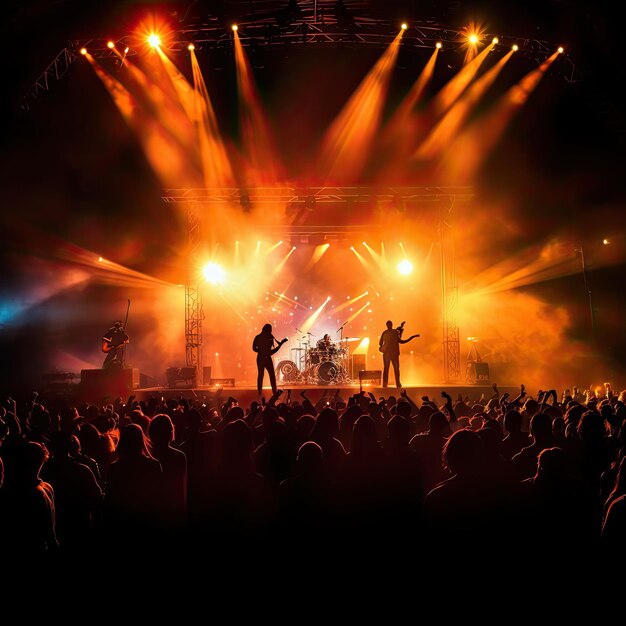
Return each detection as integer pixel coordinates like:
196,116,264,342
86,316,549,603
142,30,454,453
102,321,129,369
252,323,287,396
378,320,419,388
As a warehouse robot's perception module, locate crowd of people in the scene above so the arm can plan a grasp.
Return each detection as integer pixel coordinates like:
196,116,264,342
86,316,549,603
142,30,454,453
1,381,625,565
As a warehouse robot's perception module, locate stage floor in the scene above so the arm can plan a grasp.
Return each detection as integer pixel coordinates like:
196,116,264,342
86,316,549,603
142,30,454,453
132,382,520,408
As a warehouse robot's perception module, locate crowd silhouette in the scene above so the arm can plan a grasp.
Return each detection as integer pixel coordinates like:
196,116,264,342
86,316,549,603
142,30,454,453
1,382,625,566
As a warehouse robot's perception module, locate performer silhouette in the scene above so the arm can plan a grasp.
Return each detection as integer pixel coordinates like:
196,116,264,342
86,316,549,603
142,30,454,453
102,321,129,369
378,320,419,388
252,324,287,396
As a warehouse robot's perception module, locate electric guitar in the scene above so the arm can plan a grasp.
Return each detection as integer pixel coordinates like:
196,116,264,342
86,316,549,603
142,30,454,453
102,339,129,353
270,337,288,356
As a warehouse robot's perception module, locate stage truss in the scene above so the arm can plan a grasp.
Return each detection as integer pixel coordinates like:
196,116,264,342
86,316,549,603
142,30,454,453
21,12,578,111
163,185,473,384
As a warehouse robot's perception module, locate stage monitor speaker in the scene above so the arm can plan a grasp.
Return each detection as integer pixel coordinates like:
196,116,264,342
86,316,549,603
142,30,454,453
351,354,367,379
466,362,490,384
359,369,382,385
80,368,140,399
202,366,212,385
166,367,197,389
208,378,236,387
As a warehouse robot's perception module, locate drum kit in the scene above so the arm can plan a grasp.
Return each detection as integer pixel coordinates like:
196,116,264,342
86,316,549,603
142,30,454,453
276,333,360,385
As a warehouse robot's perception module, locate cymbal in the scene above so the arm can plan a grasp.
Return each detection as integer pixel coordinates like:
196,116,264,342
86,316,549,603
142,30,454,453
343,337,361,342
290,347,306,351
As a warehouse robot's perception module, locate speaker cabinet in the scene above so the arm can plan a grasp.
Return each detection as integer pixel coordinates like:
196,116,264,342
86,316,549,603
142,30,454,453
166,367,197,389
80,368,140,399
466,362,490,384
351,354,367,379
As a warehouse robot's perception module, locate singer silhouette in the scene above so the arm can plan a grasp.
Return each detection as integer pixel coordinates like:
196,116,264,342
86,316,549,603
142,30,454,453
378,320,419,388
252,323,287,396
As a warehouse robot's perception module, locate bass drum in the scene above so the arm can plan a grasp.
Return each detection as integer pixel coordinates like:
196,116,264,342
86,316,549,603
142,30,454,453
276,359,299,382
316,360,340,384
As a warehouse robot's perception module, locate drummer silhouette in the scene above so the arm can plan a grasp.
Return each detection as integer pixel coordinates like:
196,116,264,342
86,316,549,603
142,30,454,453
317,334,333,350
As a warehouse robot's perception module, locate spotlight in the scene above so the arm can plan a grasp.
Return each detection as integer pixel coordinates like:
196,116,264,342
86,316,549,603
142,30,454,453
557,46,564,54
492,37,499,44
603,239,611,245
397,259,413,275
147,34,161,48
188,43,195,51
232,24,238,31
435,42,442,49
107,41,115,49
512,44,519,52
80,48,87,55
401,23,408,30
202,262,225,284
468,33,479,45
124,47,129,54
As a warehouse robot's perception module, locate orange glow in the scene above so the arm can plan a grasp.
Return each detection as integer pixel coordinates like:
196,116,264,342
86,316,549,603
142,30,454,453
188,43,195,51
329,290,369,315
401,23,408,30
318,30,404,183
233,29,283,185
441,52,559,182
202,262,226,284
148,34,161,48
301,297,332,333
273,246,297,274
80,48,87,55
107,41,115,49
397,259,413,275
232,24,238,31
415,49,513,161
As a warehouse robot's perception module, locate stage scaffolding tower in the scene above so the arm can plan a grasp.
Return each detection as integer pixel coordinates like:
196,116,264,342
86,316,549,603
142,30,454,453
185,203,204,381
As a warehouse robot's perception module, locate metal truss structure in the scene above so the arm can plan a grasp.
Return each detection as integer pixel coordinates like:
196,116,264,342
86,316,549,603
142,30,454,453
185,204,204,378
21,10,578,111
166,185,472,383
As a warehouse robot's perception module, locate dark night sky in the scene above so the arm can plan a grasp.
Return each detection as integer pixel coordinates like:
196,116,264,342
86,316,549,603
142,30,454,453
1,1,625,391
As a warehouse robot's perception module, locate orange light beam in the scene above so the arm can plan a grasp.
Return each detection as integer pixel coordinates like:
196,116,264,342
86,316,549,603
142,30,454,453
415,47,513,160
341,300,371,326
318,29,404,182
464,238,580,296
190,48,235,187
350,245,372,270
87,56,201,190
301,296,332,333
265,291,308,310
273,246,297,274
303,243,330,271
440,52,559,183
267,240,284,253
362,241,381,263
233,29,283,185
328,290,369,315
382,48,438,141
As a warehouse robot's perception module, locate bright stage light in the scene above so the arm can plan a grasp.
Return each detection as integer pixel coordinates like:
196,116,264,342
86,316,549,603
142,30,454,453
512,44,519,52
124,47,129,53
148,34,161,48
469,34,479,45
188,43,195,51
107,41,115,49
80,48,87,55
232,24,238,31
401,23,408,30
492,37,499,44
557,46,564,54
202,262,225,284
436,42,442,49
397,259,413,275
603,238,610,245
